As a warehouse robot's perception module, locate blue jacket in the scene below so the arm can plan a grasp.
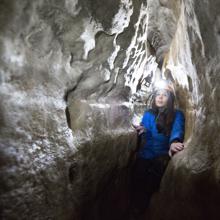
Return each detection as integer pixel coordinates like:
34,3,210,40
137,109,185,159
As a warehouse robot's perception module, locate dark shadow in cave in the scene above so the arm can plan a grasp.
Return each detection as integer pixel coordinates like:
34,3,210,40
79,161,135,220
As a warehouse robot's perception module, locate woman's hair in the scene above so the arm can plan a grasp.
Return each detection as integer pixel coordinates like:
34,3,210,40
149,91,175,136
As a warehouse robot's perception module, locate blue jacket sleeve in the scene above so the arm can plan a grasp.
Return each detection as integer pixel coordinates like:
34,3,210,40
169,110,185,145
140,111,150,130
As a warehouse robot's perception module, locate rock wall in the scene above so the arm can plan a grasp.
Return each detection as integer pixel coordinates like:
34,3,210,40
147,1,220,220
0,0,143,219
0,0,220,220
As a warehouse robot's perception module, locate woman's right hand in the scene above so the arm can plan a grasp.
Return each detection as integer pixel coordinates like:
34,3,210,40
133,124,145,135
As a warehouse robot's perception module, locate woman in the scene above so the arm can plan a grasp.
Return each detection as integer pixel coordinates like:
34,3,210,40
129,80,185,218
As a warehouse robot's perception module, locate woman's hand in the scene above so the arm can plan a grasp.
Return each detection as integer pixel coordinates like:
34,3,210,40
168,142,184,157
133,125,145,135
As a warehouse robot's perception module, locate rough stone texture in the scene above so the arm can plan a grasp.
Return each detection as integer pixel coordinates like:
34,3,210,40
0,0,142,219
146,1,220,220
0,0,220,220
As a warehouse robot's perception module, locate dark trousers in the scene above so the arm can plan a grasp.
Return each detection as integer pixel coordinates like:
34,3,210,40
130,155,170,214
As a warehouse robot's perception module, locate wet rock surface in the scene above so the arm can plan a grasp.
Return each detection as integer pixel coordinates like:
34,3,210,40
0,0,220,220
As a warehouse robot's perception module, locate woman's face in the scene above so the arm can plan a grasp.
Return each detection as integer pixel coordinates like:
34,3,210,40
155,89,169,107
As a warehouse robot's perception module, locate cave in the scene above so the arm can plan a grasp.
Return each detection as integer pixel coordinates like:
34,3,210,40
0,0,220,220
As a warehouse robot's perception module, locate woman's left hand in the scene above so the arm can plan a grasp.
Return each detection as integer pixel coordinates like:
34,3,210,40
169,142,184,157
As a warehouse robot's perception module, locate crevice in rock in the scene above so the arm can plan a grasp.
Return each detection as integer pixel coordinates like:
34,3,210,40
65,106,71,129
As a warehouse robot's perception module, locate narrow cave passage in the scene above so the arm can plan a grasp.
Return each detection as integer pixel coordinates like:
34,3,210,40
66,92,192,220
64,61,197,220
1,1,220,220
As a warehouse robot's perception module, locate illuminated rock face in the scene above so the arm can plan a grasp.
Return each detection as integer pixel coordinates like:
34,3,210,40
147,1,220,220
0,0,220,220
